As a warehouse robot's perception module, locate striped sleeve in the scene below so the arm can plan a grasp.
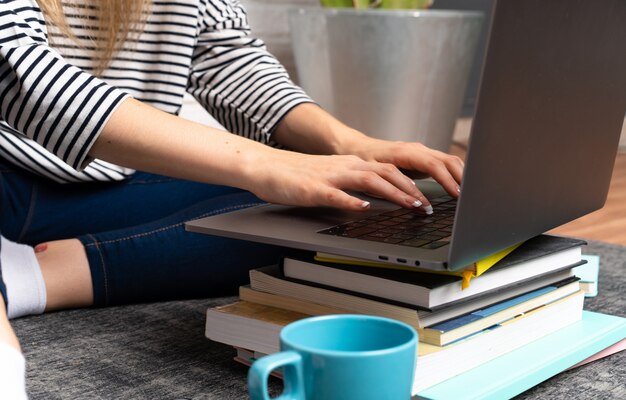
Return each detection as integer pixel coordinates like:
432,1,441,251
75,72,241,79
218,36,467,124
0,0,130,171
187,0,314,144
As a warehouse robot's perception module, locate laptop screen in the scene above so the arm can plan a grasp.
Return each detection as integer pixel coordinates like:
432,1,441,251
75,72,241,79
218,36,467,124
448,0,626,269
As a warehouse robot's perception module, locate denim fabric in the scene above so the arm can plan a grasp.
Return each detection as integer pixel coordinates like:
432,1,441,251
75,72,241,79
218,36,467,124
0,158,285,307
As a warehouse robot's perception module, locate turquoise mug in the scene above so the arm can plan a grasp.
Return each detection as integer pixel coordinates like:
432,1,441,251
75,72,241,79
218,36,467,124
247,314,417,400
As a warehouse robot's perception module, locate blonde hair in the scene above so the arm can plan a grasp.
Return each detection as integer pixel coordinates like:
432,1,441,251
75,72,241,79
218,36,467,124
38,0,151,75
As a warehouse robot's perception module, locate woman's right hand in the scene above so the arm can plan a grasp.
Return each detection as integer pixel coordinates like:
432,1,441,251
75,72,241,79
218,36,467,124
244,149,426,212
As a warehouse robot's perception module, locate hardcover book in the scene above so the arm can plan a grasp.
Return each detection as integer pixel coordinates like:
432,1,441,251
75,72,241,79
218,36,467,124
241,277,580,346
415,311,626,399
282,235,585,309
249,265,575,328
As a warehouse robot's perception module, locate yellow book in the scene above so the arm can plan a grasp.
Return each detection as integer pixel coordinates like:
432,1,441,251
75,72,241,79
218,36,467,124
315,242,523,289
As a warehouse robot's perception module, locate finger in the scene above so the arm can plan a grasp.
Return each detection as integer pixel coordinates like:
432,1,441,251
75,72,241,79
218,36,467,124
318,188,372,211
444,155,464,185
359,162,432,208
366,163,434,213
369,162,425,199
424,150,464,185
341,170,427,211
426,159,462,197
384,146,460,203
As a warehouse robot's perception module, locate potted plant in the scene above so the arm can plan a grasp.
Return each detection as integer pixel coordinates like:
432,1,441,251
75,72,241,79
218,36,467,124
287,0,482,151
320,0,432,9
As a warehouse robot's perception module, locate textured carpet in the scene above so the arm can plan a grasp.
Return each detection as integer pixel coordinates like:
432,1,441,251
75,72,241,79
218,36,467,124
11,240,626,399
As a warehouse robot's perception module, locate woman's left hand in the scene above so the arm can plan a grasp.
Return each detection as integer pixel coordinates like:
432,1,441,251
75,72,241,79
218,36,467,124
349,136,464,198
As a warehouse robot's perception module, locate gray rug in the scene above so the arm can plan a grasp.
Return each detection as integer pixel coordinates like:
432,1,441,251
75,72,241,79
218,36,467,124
12,240,626,399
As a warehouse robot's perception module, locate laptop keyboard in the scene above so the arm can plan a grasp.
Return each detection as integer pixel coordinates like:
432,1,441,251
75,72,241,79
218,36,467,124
318,195,457,249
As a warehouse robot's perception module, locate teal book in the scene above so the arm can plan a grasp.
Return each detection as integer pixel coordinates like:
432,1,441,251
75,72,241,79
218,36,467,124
414,311,626,400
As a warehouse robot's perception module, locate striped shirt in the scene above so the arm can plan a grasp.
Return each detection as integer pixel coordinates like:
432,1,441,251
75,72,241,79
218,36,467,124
0,0,312,183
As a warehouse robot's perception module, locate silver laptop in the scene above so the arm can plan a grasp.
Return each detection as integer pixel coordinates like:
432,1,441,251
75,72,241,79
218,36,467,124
187,0,626,271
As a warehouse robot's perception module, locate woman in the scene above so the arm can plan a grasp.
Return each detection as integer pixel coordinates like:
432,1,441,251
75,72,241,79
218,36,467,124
0,295,26,399
0,0,462,327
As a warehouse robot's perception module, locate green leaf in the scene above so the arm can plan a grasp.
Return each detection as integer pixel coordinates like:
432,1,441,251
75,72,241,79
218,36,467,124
320,0,370,8
380,0,433,9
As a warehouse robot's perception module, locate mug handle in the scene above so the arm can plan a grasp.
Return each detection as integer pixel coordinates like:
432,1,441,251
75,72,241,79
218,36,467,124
248,351,305,400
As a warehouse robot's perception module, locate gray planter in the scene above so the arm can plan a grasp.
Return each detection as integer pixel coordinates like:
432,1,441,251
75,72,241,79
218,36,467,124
288,8,483,151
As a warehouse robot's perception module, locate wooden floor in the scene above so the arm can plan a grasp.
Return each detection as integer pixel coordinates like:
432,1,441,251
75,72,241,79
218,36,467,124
549,153,626,246
450,119,626,246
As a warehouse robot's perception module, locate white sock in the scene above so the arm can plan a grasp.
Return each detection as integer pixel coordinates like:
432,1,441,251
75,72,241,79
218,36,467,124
1,236,47,319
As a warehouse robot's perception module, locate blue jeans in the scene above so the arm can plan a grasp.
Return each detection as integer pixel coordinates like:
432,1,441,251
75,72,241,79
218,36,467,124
0,158,285,307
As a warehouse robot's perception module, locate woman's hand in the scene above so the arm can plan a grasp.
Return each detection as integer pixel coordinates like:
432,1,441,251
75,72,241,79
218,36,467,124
349,136,464,197
93,99,427,212
245,149,426,212
94,99,460,213
272,104,465,210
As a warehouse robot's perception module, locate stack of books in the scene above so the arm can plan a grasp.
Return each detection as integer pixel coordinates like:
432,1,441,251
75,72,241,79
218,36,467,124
204,235,624,397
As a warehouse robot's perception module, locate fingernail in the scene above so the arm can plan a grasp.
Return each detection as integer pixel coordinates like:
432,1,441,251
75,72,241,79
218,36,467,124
410,180,416,186
423,205,434,215
361,201,371,209
457,186,461,194
412,200,423,208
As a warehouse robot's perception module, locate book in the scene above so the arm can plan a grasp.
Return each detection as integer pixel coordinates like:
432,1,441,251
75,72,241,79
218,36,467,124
241,277,580,346
233,348,283,379
205,291,585,394
414,311,626,400
239,285,352,317
574,254,599,297
315,240,522,289
567,337,625,370
231,311,626,400
283,235,584,309
249,265,575,328
421,278,580,346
